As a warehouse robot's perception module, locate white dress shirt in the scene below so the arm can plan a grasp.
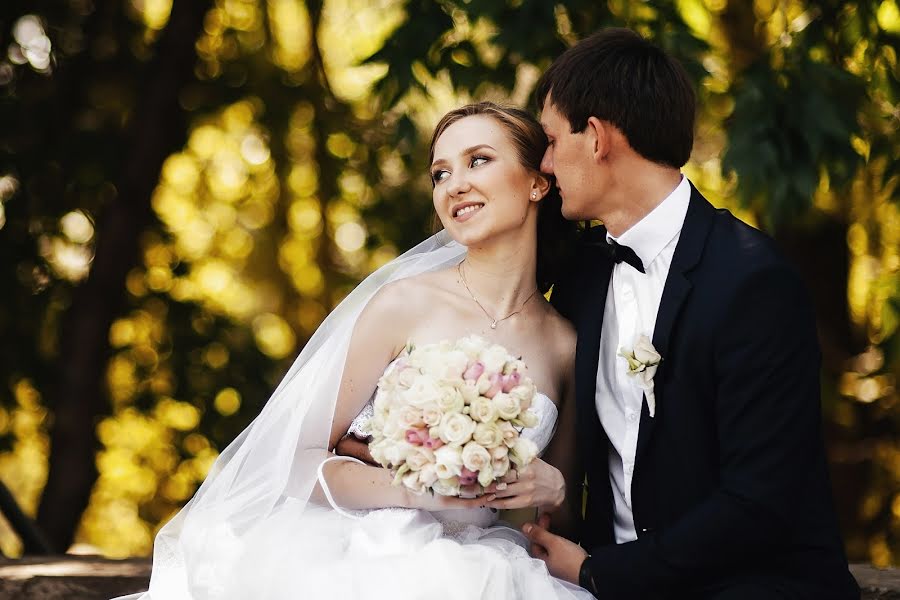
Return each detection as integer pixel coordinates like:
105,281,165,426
595,176,691,543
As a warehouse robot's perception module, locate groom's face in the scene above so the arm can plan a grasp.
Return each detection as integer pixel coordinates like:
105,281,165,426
540,100,601,220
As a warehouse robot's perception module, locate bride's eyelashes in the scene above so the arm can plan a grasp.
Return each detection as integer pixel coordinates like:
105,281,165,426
470,155,490,168
431,155,492,184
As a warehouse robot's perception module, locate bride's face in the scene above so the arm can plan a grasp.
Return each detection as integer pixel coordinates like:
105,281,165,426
430,115,539,247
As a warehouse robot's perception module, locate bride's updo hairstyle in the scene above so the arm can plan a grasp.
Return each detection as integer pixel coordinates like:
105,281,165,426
428,102,576,294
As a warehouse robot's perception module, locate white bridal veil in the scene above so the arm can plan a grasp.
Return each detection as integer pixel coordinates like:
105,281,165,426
124,231,467,600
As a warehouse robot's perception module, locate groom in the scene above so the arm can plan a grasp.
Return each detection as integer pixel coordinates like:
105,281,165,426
527,29,860,599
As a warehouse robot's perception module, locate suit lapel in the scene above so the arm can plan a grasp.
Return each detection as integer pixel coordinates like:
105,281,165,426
635,184,716,461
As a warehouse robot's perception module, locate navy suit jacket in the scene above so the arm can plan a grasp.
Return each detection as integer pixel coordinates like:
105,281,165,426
551,185,859,599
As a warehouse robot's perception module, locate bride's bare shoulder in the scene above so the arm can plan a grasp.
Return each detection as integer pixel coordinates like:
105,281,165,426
362,268,457,321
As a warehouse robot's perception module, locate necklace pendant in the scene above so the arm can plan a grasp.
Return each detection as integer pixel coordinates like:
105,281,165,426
490,320,497,329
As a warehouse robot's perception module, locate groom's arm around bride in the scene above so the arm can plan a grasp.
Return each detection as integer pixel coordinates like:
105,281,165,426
525,28,859,600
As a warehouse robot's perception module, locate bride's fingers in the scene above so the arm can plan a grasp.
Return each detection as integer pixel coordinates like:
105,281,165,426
458,484,483,499
485,482,522,499
483,495,529,510
438,495,491,510
501,469,519,483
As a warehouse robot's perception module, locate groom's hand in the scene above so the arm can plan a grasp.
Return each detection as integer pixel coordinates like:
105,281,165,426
528,512,553,555
522,518,588,586
334,434,377,466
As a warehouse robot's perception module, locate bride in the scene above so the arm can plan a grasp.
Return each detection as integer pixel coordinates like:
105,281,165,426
119,102,593,599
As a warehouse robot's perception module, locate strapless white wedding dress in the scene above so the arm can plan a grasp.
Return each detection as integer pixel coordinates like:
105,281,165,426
200,391,592,600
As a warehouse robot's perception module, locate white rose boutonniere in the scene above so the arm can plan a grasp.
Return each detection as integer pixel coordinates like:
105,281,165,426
619,334,662,417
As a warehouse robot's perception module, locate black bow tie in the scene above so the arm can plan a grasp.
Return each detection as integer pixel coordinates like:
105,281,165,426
581,229,645,273
604,239,645,273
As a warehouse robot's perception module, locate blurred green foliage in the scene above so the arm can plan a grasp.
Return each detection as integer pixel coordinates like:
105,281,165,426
0,0,896,565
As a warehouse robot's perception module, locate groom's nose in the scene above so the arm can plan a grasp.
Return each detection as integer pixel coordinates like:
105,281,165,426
540,147,554,174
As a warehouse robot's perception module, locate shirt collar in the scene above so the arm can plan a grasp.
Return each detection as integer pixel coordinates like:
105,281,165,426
607,176,691,270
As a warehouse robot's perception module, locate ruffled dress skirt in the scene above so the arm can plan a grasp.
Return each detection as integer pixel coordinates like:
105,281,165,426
212,500,595,600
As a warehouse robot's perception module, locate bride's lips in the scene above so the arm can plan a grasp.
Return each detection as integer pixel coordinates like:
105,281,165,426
451,201,485,222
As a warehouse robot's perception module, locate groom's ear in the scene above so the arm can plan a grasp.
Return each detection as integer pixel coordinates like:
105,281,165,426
586,116,611,164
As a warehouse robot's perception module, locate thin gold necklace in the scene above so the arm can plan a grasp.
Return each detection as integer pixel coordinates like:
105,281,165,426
457,261,539,329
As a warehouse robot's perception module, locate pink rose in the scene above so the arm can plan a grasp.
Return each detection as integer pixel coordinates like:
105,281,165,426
406,428,430,446
501,371,521,393
424,435,445,450
459,466,478,486
483,373,503,398
463,361,485,381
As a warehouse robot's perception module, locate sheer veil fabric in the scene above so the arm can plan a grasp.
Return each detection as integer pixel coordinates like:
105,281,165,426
115,230,594,600
116,231,467,599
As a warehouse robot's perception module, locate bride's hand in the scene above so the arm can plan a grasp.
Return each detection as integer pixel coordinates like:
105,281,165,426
482,459,565,510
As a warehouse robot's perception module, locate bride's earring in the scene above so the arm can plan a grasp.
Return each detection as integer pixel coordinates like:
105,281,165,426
531,191,537,200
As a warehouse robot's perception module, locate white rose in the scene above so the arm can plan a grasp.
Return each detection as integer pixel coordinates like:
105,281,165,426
461,442,491,473
491,456,510,478
519,410,540,429
402,470,427,494
507,359,527,375
441,350,470,381
632,364,658,391
509,381,536,409
377,370,399,392
473,422,503,448
632,365,658,417
492,393,520,420
498,421,518,448
510,437,538,467
633,335,661,365
397,366,418,388
421,402,442,427
475,372,493,395
408,345,435,370
490,445,508,460
459,380,480,404
397,405,424,429
383,440,414,467
439,412,476,446
480,344,510,373
436,388,465,414
418,349,447,379
406,446,435,471
469,397,497,423
418,463,438,487
456,335,489,361
381,414,401,439
432,476,461,497
434,445,463,478
403,375,444,408
477,463,495,487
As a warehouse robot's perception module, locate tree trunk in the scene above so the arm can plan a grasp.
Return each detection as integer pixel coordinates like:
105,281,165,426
36,0,211,552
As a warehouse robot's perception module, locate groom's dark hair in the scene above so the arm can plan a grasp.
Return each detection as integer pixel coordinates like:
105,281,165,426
536,28,695,168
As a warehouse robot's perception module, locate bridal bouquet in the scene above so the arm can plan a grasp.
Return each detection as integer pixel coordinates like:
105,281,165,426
367,335,541,497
